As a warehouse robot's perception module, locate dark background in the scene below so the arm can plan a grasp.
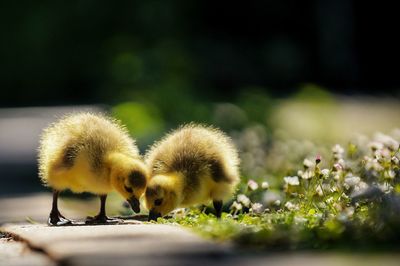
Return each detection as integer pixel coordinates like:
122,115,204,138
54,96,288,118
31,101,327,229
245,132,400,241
1,0,399,108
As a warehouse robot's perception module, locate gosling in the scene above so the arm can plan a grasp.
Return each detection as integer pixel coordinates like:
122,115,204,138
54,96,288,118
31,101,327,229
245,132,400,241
144,124,240,220
38,112,148,225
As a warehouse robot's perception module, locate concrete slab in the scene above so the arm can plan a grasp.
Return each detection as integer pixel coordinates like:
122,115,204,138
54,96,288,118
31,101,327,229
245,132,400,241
2,223,400,266
0,238,54,266
1,223,230,266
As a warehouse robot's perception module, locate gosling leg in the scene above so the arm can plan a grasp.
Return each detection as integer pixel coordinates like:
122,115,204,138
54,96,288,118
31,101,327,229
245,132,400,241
48,190,72,226
86,195,120,224
213,200,223,218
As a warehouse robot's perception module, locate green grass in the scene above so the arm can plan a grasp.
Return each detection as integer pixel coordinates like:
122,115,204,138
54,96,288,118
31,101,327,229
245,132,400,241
153,131,400,250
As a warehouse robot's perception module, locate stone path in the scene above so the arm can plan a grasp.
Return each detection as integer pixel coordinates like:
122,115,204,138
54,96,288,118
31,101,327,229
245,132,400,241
1,222,229,266
0,237,54,266
2,194,400,266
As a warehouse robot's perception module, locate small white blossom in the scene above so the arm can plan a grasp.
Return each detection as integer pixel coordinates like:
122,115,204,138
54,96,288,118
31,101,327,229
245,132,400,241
262,191,281,206
300,170,314,180
384,169,396,179
344,175,361,187
274,200,281,206
247,179,259,191
354,181,369,193
284,201,297,210
317,202,327,209
365,158,384,171
337,159,346,168
172,208,187,219
237,194,251,207
375,133,399,151
391,156,399,165
379,183,394,193
321,169,330,178
261,181,270,190
303,158,314,169
369,141,384,151
284,176,300,186
250,203,264,214
294,216,308,224
230,201,242,211
333,163,343,172
326,197,334,204
332,144,345,159
316,185,324,196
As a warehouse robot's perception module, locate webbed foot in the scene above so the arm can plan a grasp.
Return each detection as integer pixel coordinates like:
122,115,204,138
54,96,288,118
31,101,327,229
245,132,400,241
85,214,121,225
48,211,72,226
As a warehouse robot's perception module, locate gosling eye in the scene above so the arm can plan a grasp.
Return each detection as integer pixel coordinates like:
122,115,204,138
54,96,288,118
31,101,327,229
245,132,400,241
154,198,163,206
124,185,133,193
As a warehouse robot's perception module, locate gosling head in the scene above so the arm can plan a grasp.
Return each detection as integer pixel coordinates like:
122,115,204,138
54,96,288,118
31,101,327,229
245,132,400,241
145,175,180,221
111,159,148,213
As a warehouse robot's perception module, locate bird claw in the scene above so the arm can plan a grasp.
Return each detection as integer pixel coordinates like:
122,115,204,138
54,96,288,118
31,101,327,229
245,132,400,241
48,212,72,226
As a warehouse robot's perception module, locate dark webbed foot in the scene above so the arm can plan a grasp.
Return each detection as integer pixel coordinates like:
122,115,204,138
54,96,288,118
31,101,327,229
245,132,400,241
48,211,72,226
85,214,121,225
213,200,223,218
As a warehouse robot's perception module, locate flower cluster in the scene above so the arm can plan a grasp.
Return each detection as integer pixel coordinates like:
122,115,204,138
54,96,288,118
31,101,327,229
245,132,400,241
159,129,400,249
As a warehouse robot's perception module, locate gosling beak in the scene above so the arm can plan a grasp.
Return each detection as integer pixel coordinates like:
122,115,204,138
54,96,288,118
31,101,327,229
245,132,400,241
128,197,140,213
148,209,161,221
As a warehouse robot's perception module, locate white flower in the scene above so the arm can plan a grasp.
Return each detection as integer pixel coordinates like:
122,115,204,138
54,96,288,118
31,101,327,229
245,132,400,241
250,203,263,214
379,183,393,193
294,216,308,224
247,180,259,191
332,144,345,154
375,133,399,151
353,181,369,193
303,158,314,169
237,194,251,207
262,191,281,206
384,169,396,179
365,158,384,171
326,197,334,204
284,201,298,211
172,208,187,219
369,141,384,151
321,169,330,178
284,176,300,186
316,185,324,196
332,144,345,159
337,159,346,168
391,156,399,165
300,170,314,180
333,163,343,172
344,175,361,187
274,200,281,206
261,181,269,190
230,201,242,211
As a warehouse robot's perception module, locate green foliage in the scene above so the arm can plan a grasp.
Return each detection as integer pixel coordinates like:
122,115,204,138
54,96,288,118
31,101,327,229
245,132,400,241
153,130,400,250
112,101,165,147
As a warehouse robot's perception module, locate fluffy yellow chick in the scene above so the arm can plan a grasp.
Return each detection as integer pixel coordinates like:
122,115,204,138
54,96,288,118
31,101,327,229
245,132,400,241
144,124,240,220
38,112,148,225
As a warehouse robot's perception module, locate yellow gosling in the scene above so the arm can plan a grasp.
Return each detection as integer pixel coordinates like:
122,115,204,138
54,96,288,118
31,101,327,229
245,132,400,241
144,123,240,220
38,112,148,225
